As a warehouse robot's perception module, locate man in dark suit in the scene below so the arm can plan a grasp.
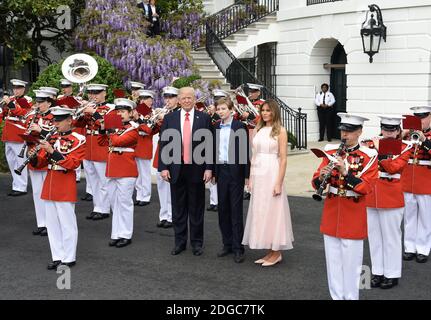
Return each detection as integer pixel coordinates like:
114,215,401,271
159,87,213,256
137,0,152,35
213,98,250,263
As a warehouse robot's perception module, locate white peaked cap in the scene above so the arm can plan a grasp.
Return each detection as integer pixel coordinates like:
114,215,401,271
410,106,431,114
130,81,145,89
60,79,73,86
40,87,59,97
138,89,155,99
247,83,263,90
114,98,136,109
10,79,28,87
212,89,229,97
87,84,108,91
377,114,405,126
162,86,179,96
34,90,52,99
51,106,74,116
337,112,369,126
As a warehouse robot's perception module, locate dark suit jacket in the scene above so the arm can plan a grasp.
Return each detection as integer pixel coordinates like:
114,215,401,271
137,2,152,22
158,109,213,184
214,119,250,182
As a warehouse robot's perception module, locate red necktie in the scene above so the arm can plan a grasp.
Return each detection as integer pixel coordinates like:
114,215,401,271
183,112,191,164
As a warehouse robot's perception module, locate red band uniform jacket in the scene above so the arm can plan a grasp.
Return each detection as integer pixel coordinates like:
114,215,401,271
32,131,86,202
1,96,33,142
312,144,379,239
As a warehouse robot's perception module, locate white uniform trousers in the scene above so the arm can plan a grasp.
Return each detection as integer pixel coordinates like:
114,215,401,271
367,208,403,278
108,177,136,240
29,170,47,228
403,192,431,256
209,182,218,205
157,172,172,222
75,165,81,182
45,201,78,263
324,235,363,300
83,160,110,214
135,158,152,202
5,142,28,192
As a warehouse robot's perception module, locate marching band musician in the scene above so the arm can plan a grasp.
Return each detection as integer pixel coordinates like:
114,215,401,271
151,86,180,228
134,89,155,207
311,113,378,300
130,81,146,102
98,98,139,248
1,79,33,196
57,79,74,99
29,106,86,270
26,89,55,237
39,87,59,101
74,84,112,220
401,106,431,264
364,115,412,289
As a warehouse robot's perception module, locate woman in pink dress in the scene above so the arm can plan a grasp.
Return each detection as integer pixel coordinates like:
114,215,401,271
242,99,294,266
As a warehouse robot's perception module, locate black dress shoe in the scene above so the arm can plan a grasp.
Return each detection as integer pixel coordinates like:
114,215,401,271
370,274,384,288
47,260,61,270
157,220,167,228
39,228,48,236
81,193,93,201
92,213,110,220
380,277,398,289
243,192,250,200
217,247,233,257
32,227,45,235
163,221,173,228
171,246,186,255
213,205,218,211
116,238,132,248
60,261,76,267
86,212,97,220
207,204,215,211
8,190,27,197
318,138,324,142
234,252,245,263
403,252,416,261
109,239,119,247
193,247,204,256
141,201,150,206
416,254,428,263
327,139,332,142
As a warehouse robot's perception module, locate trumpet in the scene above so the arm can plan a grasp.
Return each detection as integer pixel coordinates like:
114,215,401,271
15,128,58,175
18,108,40,158
73,99,97,119
410,130,422,142
313,139,347,202
143,106,170,129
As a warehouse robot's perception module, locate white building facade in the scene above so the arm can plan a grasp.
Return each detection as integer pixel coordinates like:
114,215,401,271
203,0,431,141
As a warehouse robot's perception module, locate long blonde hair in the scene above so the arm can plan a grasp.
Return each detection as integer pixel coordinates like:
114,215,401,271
256,99,283,138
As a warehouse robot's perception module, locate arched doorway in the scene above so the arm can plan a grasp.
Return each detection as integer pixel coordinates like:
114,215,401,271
329,43,347,139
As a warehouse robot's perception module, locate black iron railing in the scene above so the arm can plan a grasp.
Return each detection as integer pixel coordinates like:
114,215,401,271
206,25,307,149
307,0,343,5
206,0,279,41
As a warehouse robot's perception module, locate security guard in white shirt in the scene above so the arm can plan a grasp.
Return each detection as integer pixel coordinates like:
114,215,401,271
315,83,336,142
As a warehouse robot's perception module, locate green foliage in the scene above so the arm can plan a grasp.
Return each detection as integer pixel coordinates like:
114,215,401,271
158,0,204,16
0,123,7,172
0,0,85,67
287,130,298,150
172,75,202,89
29,53,125,102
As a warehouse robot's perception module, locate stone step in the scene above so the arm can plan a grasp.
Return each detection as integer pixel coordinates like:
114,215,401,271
227,33,249,41
200,70,224,77
236,28,259,35
223,39,238,46
253,22,270,29
195,61,217,68
191,52,211,59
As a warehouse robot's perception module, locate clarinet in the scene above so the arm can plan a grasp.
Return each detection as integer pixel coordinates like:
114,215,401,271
14,128,58,175
312,139,347,202
18,108,40,158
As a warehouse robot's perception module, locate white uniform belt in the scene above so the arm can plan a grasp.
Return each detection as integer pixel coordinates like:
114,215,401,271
408,159,431,166
328,186,360,197
110,147,134,153
379,172,401,179
48,164,67,171
138,131,148,136
87,129,100,135
6,116,20,121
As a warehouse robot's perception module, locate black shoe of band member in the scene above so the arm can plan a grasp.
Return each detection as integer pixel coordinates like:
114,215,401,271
213,205,218,212
403,252,416,261
370,274,384,288
157,220,167,228
116,238,132,248
109,239,119,247
47,260,61,270
81,193,93,201
416,254,428,263
8,190,27,197
92,212,109,220
380,277,398,289
207,204,215,211
60,261,76,268
39,227,48,236
32,227,45,236
86,212,97,220
163,221,173,228
141,201,150,206
192,247,204,256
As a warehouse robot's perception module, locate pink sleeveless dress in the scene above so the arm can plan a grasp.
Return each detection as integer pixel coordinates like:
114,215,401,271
242,126,294,250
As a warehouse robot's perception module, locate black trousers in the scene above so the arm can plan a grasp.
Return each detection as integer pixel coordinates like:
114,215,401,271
170,166,205,249
216,165,245,254
317,107,333,140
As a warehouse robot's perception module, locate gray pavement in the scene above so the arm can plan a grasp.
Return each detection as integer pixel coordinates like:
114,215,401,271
0,174,430,300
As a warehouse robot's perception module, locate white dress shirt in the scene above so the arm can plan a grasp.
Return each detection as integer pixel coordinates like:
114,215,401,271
315,91,336,107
